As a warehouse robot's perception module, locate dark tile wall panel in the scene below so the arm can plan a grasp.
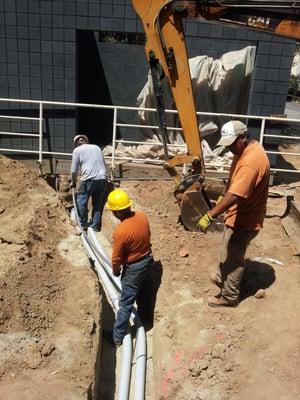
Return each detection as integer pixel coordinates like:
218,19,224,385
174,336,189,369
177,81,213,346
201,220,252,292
0,0,296,155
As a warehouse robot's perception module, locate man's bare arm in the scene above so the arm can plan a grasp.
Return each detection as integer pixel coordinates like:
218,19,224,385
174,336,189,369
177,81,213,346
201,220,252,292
209,192,240,219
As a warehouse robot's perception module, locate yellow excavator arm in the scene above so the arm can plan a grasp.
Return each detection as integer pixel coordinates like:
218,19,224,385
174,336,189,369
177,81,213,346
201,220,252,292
132,1,205,178
131,0,300,230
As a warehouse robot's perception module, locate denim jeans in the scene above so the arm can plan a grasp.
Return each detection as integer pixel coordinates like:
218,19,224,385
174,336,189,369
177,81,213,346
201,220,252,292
113,254,153,344
76,179,107,231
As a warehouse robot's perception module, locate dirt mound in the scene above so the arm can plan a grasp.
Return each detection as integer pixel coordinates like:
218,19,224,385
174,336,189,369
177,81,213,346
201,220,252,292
0,156,100,399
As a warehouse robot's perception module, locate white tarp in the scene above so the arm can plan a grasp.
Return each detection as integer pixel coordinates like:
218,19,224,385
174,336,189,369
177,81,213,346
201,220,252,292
104,46,256,168
291,53,300,77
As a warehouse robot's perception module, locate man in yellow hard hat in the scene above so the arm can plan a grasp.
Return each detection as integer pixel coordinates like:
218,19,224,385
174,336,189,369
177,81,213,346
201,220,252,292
104,188,154,347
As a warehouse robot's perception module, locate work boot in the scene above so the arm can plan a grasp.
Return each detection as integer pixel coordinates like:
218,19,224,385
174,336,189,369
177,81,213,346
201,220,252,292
102,331,122,348
209,272,222,289
207,295,239,308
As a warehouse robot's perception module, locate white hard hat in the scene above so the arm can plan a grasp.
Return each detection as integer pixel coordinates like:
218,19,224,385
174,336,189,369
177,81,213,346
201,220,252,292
217,121,247,147
73,134,89,145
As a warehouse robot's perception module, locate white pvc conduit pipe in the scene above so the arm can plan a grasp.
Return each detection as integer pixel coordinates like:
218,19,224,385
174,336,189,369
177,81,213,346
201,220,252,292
72,191,147,399
82,234,132,400
87,228,147,400
71,191,133,400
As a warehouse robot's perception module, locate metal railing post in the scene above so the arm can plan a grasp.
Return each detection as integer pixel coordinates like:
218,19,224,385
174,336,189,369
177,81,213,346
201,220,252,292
38,102,43,166
111,106,118,181
259,118,266,145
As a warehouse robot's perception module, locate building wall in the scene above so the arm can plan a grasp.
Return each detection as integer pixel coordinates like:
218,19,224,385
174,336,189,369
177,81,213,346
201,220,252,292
0,0,296,154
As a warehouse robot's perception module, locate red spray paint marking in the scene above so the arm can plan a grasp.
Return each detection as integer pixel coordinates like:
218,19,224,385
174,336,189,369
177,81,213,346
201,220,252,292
160,347,208,399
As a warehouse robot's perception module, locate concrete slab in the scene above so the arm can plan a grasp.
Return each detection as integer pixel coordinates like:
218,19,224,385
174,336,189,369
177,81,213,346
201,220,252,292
284,101,300,120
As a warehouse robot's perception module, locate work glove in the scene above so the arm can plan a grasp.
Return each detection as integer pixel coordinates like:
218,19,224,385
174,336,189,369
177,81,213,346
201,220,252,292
216,194,224,205
197,212,213,233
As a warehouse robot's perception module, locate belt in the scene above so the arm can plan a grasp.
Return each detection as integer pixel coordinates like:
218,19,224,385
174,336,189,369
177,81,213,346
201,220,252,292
126,251,152,266
83,178,106,182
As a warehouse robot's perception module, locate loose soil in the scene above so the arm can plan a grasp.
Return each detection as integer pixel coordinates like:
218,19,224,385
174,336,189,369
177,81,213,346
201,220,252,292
1,154,300,400
0,155,101,400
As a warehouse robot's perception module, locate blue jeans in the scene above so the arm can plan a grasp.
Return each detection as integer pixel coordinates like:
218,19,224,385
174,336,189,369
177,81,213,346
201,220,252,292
113,254,153,344
76,179,107,231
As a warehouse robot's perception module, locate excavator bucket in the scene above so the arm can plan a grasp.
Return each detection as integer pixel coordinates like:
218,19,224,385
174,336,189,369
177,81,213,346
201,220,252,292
179,185,224,232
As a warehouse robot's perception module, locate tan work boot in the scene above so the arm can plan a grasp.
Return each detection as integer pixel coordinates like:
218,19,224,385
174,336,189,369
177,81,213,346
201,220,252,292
207,295,239,308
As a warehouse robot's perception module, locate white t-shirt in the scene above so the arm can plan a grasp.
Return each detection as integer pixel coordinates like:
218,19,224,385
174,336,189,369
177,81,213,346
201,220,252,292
71,143,106,181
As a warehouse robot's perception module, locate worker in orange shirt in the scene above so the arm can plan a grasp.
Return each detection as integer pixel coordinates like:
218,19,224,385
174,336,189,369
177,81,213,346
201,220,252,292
198,120,270,307
104,189,154,346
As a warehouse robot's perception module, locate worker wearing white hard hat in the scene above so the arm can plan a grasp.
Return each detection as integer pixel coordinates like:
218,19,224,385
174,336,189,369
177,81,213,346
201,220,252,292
73,134,89,146
70,134,107,231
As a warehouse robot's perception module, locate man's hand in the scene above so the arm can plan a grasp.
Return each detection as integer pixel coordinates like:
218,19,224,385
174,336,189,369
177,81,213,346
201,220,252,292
197,212,213,233
70,181,76,189
113,269,121,277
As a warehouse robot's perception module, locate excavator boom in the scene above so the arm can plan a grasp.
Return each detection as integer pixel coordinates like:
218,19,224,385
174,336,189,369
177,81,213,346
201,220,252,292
131,0,300,230
186,1,300,39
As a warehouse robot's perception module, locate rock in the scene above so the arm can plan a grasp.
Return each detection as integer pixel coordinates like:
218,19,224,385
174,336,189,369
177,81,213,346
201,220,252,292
212,343,226,359
254,289,266,299
45,252,54,259
25,344,42,369
225,362,235,372
189,359,208,377
42,342,55,357
179,249,189,257
166,328,175,338
236,323,245,333
87,315,96,335
206,368,215,379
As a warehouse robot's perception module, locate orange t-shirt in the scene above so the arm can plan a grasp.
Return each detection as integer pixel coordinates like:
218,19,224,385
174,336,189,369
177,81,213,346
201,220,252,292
225,141,270,230
112,210,151,272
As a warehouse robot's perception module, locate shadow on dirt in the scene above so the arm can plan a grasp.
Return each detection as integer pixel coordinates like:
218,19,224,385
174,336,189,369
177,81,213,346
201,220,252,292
136,260,163,332
239,259,276,302
94,288,116,400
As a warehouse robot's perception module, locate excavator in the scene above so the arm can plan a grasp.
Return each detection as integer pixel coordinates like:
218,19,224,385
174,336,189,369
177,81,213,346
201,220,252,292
131,1,300,231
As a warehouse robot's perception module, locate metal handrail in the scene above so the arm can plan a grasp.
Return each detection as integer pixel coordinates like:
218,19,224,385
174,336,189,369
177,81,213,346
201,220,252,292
0,97,300,176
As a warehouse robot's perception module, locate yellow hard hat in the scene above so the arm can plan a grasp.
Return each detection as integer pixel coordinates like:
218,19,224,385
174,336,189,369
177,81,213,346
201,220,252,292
106,189,132,211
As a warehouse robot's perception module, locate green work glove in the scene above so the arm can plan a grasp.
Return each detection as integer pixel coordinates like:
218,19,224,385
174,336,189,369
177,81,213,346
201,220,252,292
216,194,224,205
197,212,213,233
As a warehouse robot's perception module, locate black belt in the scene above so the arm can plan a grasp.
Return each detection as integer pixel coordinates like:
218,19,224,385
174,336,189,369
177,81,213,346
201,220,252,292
126,251,152,265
